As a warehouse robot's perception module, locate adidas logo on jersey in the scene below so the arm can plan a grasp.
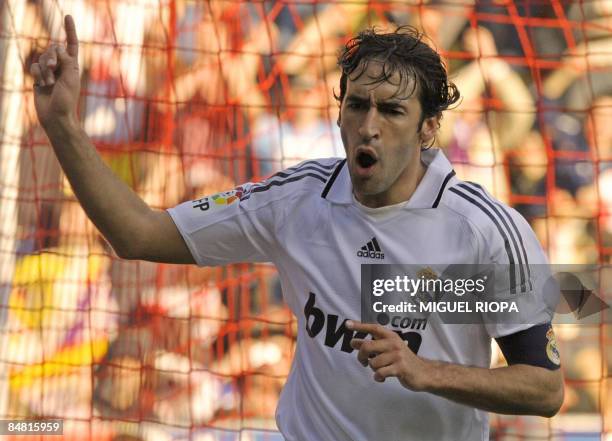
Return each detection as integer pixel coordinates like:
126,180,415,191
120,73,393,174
357,237,385,259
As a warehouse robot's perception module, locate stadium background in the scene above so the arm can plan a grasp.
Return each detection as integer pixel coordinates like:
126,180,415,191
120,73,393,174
0,0,610,439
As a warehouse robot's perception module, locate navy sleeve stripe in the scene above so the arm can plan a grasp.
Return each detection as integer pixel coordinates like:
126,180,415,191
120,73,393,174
458,183,528,293
268,165,333,182
240,172,329,201
449,186,518,294
239,159,343,202
465,181,533,291
321,159,346,199
432,170,456,208
288,159,343,172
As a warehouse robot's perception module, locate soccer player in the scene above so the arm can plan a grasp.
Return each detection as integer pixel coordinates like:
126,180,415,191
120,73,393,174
32,16,563,441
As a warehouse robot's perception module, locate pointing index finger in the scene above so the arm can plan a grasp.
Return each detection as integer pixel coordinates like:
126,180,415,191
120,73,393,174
64,15,78,57
346,320,390,339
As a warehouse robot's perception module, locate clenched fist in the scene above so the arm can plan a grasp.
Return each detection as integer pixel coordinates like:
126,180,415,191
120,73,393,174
30,15,80,129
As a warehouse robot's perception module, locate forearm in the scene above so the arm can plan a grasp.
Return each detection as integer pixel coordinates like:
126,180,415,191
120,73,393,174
348,321,564,418
422,360,564,417
44,117,154,258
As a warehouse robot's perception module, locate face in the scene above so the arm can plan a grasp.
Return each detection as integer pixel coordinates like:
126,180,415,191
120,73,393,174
338,60,438,208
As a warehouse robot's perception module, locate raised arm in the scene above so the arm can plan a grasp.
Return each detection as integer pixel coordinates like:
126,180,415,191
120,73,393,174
30,15,193,264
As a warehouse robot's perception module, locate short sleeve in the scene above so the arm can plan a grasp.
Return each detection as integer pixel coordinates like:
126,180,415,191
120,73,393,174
167,184,281,266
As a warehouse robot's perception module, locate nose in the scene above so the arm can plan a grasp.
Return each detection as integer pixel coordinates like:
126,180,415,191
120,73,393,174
358,107,380,142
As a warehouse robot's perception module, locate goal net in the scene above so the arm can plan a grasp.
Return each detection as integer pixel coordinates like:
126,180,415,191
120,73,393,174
1,0,610,439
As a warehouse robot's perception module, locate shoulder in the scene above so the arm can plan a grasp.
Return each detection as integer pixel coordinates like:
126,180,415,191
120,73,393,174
174,158,344,225
240,158,345,207
439,179,542,259
439,180,548,294
441,181,519,233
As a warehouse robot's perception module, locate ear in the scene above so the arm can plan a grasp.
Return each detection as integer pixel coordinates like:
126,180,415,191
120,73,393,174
419,115,439,145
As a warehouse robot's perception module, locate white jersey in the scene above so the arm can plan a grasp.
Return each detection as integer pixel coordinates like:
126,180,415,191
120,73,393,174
168,148,552,441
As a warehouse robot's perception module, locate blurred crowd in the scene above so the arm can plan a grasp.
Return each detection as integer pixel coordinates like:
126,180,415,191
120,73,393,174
3,0,611,439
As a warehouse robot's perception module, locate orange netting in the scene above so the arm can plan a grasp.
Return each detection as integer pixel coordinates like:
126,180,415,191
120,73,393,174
0,0,610,439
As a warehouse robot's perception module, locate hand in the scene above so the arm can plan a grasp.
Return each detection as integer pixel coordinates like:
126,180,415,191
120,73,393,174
30,15,80,128
347,320,431,391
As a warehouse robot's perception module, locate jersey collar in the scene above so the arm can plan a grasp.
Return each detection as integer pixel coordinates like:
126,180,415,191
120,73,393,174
321,148,456,209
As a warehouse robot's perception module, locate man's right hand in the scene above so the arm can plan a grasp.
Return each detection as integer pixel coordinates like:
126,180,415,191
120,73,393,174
27,15,195,265
30,15,80,128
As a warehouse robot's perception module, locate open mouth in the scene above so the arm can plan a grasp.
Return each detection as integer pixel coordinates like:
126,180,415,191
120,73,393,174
356,151,378,168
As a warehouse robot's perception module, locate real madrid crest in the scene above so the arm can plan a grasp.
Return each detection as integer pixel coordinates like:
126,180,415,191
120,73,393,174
545,327,561,366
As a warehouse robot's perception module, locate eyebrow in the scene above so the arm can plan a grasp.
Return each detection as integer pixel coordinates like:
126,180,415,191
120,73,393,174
345,94,408,110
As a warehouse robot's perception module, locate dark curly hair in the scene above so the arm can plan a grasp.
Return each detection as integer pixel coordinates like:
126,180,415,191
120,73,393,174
336,26,460,129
